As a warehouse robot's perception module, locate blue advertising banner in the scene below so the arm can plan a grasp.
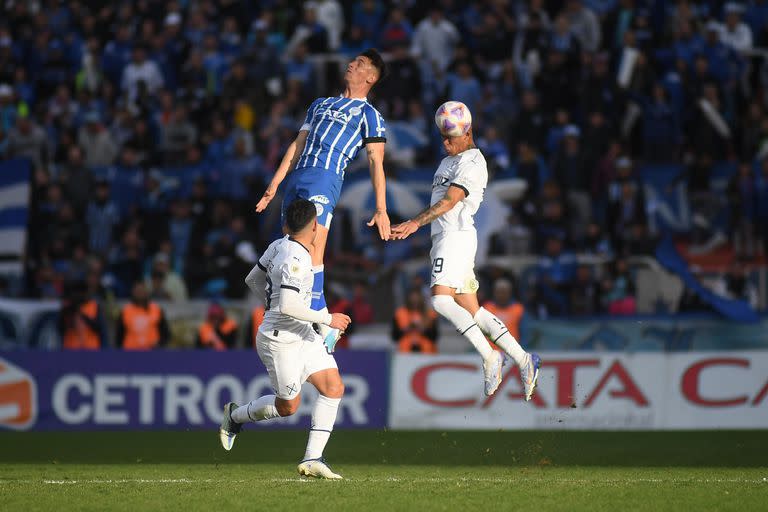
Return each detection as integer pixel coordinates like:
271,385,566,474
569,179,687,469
529,316,768,352
0,350,388,431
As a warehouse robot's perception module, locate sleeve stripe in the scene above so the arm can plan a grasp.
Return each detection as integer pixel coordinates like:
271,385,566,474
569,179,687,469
450,183,469,197
280,285,300,293
362,136,386,145
257,261,267,272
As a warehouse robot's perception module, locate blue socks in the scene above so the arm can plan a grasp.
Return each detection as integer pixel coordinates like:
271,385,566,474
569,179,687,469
311,265,327,311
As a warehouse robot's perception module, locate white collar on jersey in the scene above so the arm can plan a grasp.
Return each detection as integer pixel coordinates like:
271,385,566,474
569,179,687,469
339,94,368,101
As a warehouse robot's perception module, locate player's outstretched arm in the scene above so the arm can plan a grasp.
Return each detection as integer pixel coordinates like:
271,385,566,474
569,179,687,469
390,185,466,240
279,288,351,330
364,142,391,240
255,130,309,212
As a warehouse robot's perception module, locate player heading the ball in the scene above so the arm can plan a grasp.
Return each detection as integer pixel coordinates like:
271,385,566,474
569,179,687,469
390,101,542,400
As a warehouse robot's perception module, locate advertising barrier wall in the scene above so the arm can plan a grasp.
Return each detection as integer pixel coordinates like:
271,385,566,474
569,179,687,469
389,352,768,430
0,351,388,431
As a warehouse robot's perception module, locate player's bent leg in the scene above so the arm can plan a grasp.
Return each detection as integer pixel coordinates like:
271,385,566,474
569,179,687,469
219,395,298,452
431,288,504,396
297,368,344,479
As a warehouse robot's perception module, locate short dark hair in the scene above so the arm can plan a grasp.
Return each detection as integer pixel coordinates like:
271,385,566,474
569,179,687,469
285,198,317,233
360,48,387,83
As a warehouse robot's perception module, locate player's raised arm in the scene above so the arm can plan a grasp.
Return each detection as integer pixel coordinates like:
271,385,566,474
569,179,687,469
255,130,309,212
364,141,390,240
390,184,466,240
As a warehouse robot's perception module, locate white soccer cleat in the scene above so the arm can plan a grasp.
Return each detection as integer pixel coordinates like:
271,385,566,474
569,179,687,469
482,351,505,396
297,458,343,480
219,402,241,451
520,353,542,401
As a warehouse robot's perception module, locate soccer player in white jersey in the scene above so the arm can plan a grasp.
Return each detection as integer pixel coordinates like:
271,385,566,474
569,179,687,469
255,48,390,353
219,199,352,479
390,101,541,399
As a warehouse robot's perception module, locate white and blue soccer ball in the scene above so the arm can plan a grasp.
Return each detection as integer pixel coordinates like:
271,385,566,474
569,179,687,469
434,101,472,137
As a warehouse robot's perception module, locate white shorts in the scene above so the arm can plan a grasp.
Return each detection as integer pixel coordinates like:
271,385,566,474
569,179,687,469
429,230,479,294
256,330,338,400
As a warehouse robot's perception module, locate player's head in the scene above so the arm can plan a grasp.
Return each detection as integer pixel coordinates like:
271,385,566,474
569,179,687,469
435,101,474,156
284,198,318,237
345,48,386,92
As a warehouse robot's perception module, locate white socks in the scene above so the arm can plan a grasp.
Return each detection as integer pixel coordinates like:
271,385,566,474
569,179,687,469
431,295,494,360
474,307,526,365
232,395,281,423
303,394,341,461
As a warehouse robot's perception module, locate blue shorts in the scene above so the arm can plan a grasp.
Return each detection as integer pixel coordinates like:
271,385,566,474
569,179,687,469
281,167,342,229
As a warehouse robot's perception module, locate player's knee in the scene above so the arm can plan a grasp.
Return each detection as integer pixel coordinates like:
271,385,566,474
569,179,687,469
275,397,299,417
431,294,456,318
324,379,345,399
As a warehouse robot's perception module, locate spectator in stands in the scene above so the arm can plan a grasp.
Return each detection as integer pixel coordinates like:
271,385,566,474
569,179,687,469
566,0,601,52
413,7,461,75
713,262,759,309
85,177,119,256
145,252,188,302
109,227,145,297
58,145,92,215
720,3,753,54
6,112,48,169
536,236,577,315
601,258,637,315
551,125,591,230
161,105,197,165
483,278,527,349
569,264,602,316
728,161,757,260
116,281,170,350
350,282,375,325
78,111,118,167
245,302,265,348
392,287,438,353
477,125,510,174
59,280,106,350
122,45,165,106
196,303,238,350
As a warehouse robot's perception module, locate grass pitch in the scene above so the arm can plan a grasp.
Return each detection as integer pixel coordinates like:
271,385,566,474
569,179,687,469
0,431,765,511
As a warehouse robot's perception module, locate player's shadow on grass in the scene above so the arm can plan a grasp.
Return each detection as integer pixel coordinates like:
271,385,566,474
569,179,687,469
2,431,766,467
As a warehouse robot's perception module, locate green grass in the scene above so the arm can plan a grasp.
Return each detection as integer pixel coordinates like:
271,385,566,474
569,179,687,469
0,431,766,511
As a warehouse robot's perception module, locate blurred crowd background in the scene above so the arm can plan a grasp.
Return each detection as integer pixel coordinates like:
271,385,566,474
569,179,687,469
1,0,768,350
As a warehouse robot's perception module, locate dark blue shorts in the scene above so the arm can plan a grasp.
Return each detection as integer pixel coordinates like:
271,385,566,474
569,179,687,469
281,167,342,228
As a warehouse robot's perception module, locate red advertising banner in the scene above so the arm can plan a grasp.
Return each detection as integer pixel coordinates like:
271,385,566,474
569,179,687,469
389,352,768,430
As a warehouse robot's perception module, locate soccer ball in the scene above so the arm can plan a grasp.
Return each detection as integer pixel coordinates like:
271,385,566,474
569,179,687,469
434,101,472,137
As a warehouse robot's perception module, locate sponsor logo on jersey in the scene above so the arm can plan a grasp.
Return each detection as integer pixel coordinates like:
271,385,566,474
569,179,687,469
432,175,450,188
0,357,37,430
317,108,353,123
308,194,330,204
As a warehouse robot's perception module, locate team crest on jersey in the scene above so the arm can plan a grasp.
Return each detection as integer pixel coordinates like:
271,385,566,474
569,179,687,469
349,106,362,116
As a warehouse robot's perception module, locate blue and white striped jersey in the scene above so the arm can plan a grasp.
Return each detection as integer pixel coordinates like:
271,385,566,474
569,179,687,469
295,96,387,177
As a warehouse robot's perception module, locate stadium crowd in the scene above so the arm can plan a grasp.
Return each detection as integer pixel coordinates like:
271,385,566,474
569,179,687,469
1,0,767,348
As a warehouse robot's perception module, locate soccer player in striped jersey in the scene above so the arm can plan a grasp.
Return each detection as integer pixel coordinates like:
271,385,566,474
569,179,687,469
255,48,390,351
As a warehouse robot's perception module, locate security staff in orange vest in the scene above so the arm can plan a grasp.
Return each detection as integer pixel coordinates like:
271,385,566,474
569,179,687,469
246,304,265,348
482,278,525,351
59,281,106,350
117,281,170,350
196,303,238,350
392,288,439,353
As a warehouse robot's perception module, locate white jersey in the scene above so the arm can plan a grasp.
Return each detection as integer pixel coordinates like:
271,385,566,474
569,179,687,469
429,148,488,236
257,236,316,342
